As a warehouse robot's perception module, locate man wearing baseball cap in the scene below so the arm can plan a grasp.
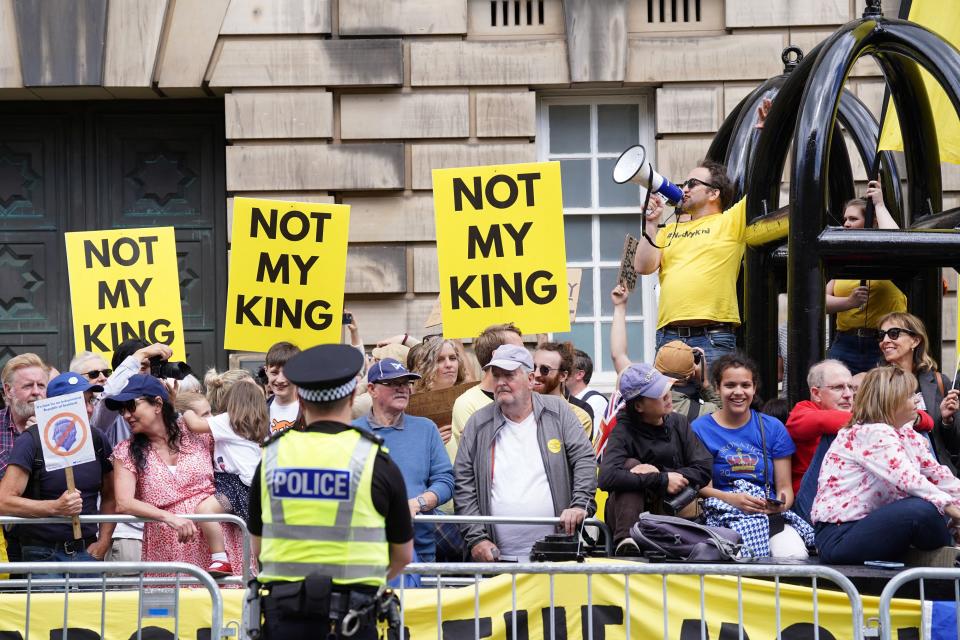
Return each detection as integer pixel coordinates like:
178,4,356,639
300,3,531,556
598,362,713,556
654,340,718,422
0,372,115,575
454,344,597,562
353,358,453,563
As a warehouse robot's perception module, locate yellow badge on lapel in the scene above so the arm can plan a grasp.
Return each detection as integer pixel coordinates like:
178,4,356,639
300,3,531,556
547,438,562,454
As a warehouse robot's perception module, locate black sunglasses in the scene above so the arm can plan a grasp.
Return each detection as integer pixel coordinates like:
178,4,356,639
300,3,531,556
83,368,112,379
681,177,719,191
877,327,916,342
536,364,562,376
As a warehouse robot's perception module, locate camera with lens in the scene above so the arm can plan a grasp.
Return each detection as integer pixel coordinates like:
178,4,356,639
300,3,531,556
663,485,699,516
149,355,193,380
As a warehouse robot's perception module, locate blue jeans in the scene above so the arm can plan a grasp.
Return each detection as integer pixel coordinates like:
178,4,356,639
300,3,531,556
20,543,99,580
793,436,835,525
826,333,882,375
814,497,951,564
656,328,737,369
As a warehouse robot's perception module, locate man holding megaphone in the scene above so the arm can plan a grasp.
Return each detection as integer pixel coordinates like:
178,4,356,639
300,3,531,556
618,100,770,365
632,162,741,365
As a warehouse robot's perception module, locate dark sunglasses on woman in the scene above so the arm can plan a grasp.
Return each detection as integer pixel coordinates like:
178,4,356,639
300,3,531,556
877,327,916,342
84,368,112,379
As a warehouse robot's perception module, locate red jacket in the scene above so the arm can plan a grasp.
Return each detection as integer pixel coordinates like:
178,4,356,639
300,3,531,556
785,400,934,494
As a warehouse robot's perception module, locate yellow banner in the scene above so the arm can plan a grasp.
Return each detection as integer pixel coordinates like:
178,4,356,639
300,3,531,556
0,566,923,640
225,197,350,352
877,2,960,165
65,227,186,361
432,162,569,339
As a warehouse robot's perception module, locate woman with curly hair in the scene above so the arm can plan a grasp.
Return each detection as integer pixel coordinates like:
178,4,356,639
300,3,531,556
412,337,469,394
110,375,244,576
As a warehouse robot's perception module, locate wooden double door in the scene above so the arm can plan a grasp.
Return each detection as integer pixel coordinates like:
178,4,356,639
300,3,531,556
0,100,227,372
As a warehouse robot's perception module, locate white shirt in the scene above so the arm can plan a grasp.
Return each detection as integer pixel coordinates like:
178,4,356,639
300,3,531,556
490,412,555,559
269,399,299,433
575,388,609,424
208,413,262,486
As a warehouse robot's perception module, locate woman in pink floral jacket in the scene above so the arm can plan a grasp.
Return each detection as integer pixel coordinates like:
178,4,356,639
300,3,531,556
811,366,960,563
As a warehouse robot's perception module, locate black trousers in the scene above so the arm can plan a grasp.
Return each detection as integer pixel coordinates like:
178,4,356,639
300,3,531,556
261,595,379,640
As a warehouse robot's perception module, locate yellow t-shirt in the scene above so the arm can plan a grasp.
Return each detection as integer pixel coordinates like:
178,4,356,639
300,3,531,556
655,198,747,328
834,279,907,331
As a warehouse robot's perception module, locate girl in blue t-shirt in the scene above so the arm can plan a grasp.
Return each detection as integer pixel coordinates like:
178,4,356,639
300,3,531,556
691,352,813,558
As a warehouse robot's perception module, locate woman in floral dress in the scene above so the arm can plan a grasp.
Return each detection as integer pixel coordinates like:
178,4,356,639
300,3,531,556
812,366,960,563
108,374,244,576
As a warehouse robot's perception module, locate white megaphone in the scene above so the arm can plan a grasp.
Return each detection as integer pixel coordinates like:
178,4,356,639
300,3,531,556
612,145,684,206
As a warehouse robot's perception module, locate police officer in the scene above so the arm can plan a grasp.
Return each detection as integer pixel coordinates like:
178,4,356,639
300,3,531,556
247,344,413,640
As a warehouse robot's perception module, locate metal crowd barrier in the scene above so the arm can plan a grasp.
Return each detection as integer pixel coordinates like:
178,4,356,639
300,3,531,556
400,562,866,640
412,514,614,557
877,567,960,640
0,561,229,640
0,514,252,586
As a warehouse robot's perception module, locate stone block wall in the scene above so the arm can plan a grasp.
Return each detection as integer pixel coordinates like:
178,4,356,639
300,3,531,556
1,0,952,366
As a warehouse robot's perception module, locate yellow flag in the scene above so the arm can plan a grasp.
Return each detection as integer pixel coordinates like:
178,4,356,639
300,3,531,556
877,3,960,164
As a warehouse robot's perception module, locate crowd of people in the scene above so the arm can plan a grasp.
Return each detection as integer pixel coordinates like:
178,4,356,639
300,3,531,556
1,147,959,582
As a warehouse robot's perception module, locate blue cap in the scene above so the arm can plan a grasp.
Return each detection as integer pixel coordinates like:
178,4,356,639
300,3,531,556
47,373,103,399
619,362,674,403
483,344,533,372
103,374,168,411
367,358,422,384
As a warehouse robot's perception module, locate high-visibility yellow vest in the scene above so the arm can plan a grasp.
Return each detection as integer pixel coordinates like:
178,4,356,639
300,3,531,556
258,428,388,587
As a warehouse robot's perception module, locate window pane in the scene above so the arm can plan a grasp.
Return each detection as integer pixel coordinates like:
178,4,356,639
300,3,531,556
563,216,592,263
570,267,594,318
599,215,643,261
601,320,645,369
559,159,591,208
597,104,639,153
599,267,643,316
553,322,595,361
549,105,591,154
598,158,642,207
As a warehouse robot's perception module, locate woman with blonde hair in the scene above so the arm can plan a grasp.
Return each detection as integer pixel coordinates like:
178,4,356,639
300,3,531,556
411,337,469,394
812,366,960,563
878,311,960,472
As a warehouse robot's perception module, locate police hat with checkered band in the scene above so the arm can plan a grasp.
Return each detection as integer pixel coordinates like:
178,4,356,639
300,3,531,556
283,344,364,404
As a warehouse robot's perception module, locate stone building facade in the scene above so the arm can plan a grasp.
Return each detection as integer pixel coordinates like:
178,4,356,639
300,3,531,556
0,0,954,385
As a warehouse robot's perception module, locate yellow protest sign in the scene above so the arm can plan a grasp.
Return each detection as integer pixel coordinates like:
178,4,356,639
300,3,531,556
433,161,569,339
65,227,185,360
225,197,350,352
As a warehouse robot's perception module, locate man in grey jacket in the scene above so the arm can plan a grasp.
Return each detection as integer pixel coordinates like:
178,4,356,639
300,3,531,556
454,344,597,561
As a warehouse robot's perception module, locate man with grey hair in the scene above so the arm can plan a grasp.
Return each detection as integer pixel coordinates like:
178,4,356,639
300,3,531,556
454,344,597,562
786,359,855,499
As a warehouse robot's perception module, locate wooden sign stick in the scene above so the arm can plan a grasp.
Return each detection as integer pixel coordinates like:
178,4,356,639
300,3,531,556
63,466,82,540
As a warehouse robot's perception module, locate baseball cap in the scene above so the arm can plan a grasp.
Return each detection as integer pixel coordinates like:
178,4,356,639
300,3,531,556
367,358,422,384
104,374,169,410
483,344,533,372
371,343,410,363
654,340,697,379
619,362,674,403
47,372,104,399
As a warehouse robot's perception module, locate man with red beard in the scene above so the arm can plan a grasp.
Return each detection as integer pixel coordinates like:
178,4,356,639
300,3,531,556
533,342,594,440
0,353,48,478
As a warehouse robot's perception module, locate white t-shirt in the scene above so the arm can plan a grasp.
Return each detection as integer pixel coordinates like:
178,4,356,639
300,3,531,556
575,388,609,423
208,413,263,486
490,412,555,559
269,399,299,433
